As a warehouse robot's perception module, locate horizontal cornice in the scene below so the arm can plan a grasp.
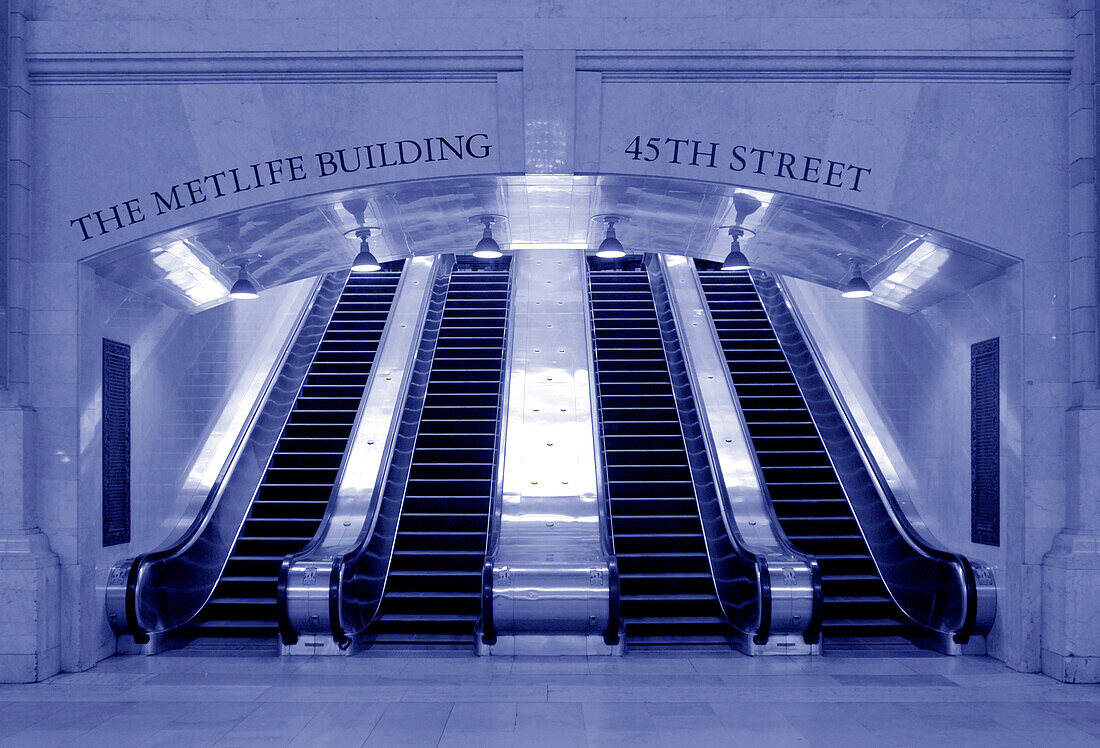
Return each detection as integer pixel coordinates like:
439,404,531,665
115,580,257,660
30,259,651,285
27,52,523,85
26,49,1072,85
579,51,1073,83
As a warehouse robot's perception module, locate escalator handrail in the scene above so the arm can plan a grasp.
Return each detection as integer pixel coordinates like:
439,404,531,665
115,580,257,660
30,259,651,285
106,272,341,640
580,260,622,645
766,273,993,640
277,257,447,645
480,261,517,645
652,256,820,644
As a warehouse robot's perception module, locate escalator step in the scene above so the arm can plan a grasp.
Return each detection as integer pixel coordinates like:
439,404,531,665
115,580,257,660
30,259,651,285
191,272,404,641
701,271,919,643
207,597,276,606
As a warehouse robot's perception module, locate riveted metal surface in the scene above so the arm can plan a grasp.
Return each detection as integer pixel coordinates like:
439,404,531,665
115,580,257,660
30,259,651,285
488,249,612,644
656,254,817,646
282,255,446,645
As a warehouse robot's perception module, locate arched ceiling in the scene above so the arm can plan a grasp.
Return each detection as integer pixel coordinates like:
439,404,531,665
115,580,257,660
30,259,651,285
82,174,1017,314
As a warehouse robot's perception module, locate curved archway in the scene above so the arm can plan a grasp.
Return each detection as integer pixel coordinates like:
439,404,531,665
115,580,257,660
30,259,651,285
80,172,1019,316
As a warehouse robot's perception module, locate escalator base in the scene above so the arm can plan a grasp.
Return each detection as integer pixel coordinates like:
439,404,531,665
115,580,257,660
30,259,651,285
626,636,734,649
822,636,938,656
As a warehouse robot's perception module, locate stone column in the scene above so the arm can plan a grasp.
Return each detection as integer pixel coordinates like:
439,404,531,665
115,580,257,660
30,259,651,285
1041,0,1100,684
0,0,62,683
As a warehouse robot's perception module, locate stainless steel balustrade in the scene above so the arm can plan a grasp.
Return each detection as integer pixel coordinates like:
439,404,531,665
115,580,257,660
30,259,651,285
105,273,341,650
480,249,621,655
651,255,821,653
279,255,449,653
763,273,996,651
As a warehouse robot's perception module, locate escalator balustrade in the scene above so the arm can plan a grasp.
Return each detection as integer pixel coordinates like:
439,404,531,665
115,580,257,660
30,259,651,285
183,265,404,641
370,263,510,644
698,268,918,643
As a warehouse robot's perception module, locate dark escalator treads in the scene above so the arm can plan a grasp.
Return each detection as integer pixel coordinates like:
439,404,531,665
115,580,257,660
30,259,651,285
181,268,404,646
589,267,729,647
698,269,921,645
370,266,510,646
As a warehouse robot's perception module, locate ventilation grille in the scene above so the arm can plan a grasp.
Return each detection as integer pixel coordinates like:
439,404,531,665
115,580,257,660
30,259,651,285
586,255,645,272
453,255,513,272
971,338,999,546
102,338,131,547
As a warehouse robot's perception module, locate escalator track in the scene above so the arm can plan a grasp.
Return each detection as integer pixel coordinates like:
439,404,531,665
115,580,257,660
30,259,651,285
698,267,919,644
370,262,510,644
589,262,729,646
182,265,404,642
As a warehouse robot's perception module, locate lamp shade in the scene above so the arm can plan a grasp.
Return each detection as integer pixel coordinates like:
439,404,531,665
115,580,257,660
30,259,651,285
596,222,626,259
473,224,502,258
228,269,259,300
842,274,873,298
351,240,381,272
721,247,751,271
842,264,873,298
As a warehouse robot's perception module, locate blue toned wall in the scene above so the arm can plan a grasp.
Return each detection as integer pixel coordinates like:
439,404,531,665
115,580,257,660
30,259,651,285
1,0,1096,682
75,272,313,664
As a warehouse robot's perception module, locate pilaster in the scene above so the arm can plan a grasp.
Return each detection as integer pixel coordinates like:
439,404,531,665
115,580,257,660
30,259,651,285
1039,2,1100,684
0,407,61,682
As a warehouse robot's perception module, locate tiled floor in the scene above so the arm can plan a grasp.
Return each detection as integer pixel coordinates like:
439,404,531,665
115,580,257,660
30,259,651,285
1,650,1098,747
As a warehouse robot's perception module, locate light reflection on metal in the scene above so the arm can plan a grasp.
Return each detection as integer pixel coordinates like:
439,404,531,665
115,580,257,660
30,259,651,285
655,254,819,653
483,248,619,655
81,174,1017,315
509,242,589,251
874,240,951,305
149,240,228,305
281,256,442,651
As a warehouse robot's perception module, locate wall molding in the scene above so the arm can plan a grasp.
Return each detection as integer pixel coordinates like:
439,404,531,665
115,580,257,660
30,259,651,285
579,51,1072,83
26,49,1072,86
27,52,523,85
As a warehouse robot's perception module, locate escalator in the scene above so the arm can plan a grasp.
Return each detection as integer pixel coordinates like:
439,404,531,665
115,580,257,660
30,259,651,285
183,264,404,642
697,267,918,644
369,260,510,644
588,261,730,646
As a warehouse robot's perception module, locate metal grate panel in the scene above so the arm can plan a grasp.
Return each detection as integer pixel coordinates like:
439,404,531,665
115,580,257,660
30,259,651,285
102,338,131,546
971,338,999,546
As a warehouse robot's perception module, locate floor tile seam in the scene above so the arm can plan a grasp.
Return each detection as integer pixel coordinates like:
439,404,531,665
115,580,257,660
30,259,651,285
280,702,328,748
1,696,128,733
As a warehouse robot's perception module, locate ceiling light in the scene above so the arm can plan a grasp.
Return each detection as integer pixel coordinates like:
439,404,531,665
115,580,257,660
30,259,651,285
596,216,626,259
842,262,874,298
228,264,259,300
472,215,504,259
720,227,752,271
350,229,381,272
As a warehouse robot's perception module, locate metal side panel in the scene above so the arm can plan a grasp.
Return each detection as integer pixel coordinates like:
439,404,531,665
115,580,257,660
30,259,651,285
759,272,995,646
483,249,618,656
106,272,344,644
654,255,819,652
280,255,448,653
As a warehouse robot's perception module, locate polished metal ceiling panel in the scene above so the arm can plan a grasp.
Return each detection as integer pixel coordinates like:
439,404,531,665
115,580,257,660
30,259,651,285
82,174,1017,314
